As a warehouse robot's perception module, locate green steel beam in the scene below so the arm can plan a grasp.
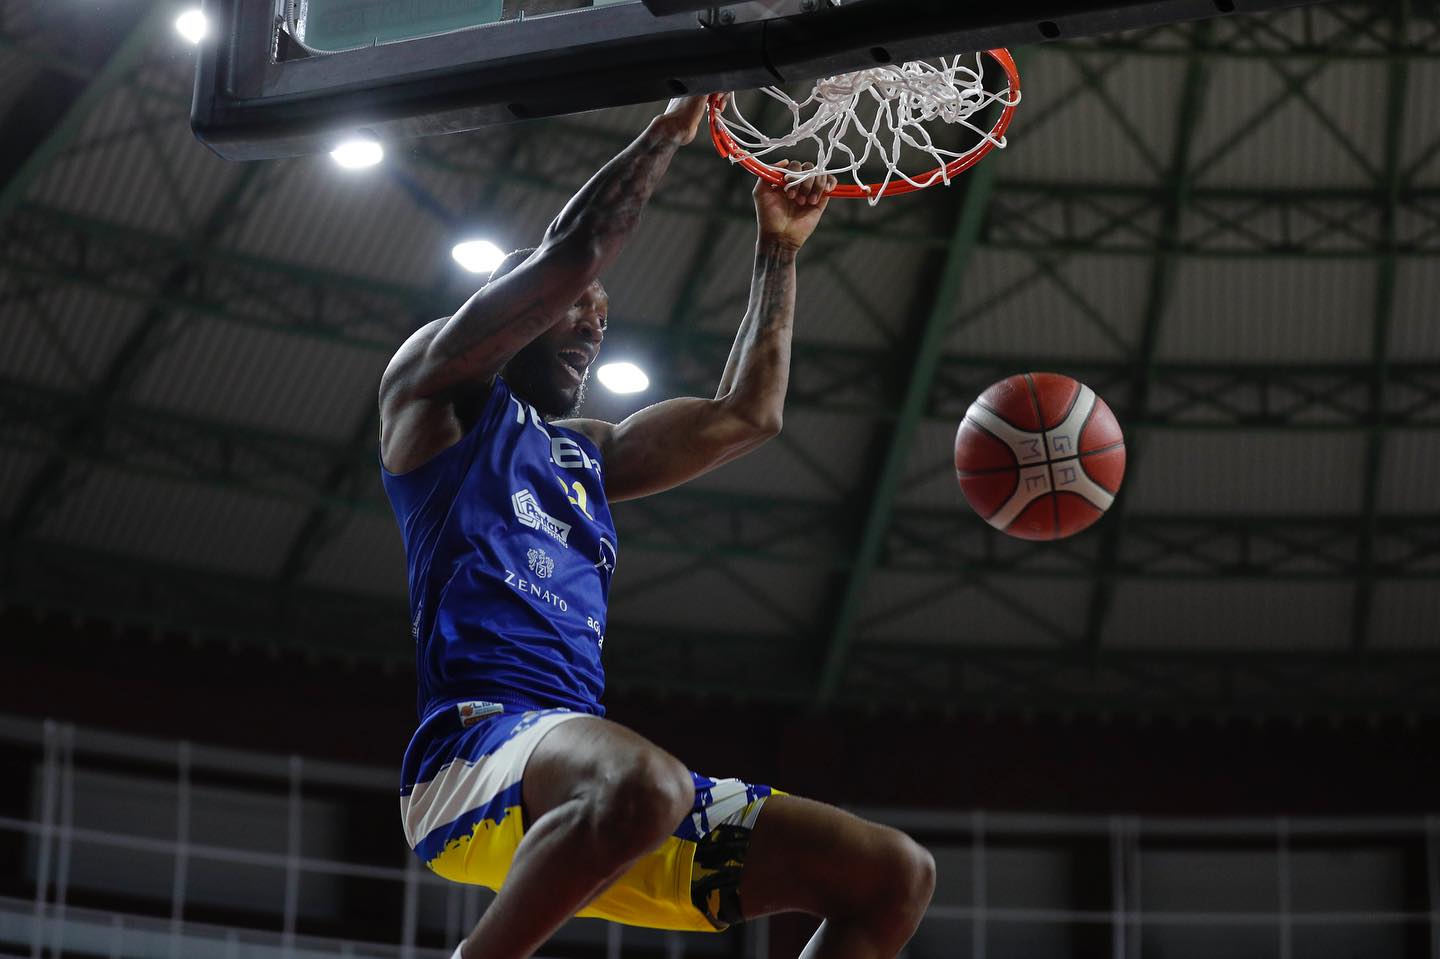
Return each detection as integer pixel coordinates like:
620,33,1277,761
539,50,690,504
813,153,1001,705
7,204,1440,429
5,165,270,538
1351,4,1411,651
0,3,166,229
1083,23,1213,651
7,531,1439,715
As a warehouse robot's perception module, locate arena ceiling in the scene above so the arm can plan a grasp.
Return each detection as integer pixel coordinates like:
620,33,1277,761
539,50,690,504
3,0,1439,717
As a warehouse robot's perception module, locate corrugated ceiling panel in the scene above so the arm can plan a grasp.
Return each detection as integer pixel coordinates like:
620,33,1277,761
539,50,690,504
28,84,233,237
1106,580,1350,650
1122,431,1365,514
855,570,1086,647
1388,261,1440,361
1192,59,1387,189
301,513,408,598
799,237,929,349
952,253,1149,360
474,182,578,256
687,220,774,334
34,468,308,577
607,549,826,635
1399,60,1440,188
1159,258,1373,363
1377,431,1440,512
1368,582,1440,651
0,41,39,119
897,420,965,512
680,407,862,503
0,284,147,390
598,205,708,328
0,448,45,519
127,315,386,441
222,157,445,288
997,49,1183,184
775,407,875,497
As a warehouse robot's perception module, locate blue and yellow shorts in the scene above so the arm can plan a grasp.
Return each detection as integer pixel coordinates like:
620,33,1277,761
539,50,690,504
400,703,775,932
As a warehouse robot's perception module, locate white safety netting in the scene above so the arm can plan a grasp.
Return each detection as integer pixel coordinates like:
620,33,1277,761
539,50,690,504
713,54,1021,204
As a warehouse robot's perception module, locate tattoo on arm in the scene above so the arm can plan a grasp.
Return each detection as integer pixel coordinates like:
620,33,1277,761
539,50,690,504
548,123,684,253
715,240,798,423
417,121,687,391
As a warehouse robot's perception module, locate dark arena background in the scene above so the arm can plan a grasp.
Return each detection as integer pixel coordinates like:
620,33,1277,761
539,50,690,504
4,1,1440,957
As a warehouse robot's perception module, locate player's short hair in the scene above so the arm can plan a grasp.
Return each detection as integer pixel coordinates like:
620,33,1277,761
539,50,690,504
487,247,538,286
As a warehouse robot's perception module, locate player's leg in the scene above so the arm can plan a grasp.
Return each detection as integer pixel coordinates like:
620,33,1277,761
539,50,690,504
456,716,694,959
738,795,936,959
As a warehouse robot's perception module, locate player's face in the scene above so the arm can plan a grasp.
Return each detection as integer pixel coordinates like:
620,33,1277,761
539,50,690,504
502,281,607,419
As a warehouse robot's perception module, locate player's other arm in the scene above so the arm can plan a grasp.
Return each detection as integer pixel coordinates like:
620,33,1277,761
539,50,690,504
385,96,712,402
566,162,837,502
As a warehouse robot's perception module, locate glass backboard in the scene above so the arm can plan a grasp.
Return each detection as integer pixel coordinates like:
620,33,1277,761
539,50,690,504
192,0,1324,161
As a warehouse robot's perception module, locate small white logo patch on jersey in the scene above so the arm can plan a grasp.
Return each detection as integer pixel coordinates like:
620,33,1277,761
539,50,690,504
527,547,555,579
456,701,503,727
512,488,572,546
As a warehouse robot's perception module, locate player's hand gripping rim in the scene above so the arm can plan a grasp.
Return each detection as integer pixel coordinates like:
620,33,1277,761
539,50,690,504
657,93,728,146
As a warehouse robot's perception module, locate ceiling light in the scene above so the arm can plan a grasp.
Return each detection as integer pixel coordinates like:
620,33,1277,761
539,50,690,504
175,8,207,44
452,239,506,274
330,138,384,169
597,362,649,394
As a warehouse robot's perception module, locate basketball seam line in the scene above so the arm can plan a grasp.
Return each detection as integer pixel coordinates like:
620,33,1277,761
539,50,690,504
1022,373,1061,537
1051,376,1083,431
956,417,1019,521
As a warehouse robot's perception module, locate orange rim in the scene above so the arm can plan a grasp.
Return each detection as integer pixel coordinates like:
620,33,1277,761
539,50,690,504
709,49,1021,199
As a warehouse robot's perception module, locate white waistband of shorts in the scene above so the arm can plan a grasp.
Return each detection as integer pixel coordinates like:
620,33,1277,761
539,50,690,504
401,710,588,849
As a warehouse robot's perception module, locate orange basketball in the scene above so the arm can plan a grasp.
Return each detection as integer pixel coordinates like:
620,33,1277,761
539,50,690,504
954,372,1126,541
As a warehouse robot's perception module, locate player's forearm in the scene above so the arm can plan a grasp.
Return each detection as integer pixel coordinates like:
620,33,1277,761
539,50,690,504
714,238,798,433
544,117,688,264
415,115,691,395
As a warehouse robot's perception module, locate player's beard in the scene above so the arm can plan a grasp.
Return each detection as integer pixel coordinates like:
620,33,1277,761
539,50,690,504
501,338,588,420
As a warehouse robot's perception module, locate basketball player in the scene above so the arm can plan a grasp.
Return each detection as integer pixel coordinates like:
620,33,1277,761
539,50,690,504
379,95,935,959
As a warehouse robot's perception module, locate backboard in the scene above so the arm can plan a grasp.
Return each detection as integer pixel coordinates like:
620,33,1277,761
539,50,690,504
192,0,1325,161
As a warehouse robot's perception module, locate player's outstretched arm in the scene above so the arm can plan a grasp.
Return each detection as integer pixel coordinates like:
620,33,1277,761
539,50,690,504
563,161,837,502
391,96,711,401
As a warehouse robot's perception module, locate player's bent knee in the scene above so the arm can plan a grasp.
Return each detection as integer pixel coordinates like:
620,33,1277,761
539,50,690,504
860,828,936,926
588,752,692,856
895,835,937,916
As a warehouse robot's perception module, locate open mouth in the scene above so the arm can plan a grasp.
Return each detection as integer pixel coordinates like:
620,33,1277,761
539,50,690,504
557,350,590,383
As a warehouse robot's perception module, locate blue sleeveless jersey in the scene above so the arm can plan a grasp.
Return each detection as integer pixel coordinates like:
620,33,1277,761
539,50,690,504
380,376,617,721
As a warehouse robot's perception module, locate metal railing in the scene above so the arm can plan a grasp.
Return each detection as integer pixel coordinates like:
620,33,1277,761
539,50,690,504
4,715,1437,959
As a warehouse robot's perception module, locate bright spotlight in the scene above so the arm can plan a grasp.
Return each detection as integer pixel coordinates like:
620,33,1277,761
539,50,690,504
452,239,506,274
330,138,384,169
597,362,649,394
175,8,207,44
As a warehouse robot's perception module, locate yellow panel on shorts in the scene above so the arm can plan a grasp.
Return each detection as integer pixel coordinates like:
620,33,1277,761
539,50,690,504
426,804,526,890
576,835,718,933
427,809,718,933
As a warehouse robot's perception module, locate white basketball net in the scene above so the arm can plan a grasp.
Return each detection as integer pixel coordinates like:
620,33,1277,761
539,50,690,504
713,54,1020,204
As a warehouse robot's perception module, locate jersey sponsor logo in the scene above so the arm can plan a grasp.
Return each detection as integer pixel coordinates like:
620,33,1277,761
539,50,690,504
507,395,603,480
551,435,601,476
508,395,551,436
527,547,555,579
512,488,572,546
595,537,617,579
503,569,570,611
456,701,503,727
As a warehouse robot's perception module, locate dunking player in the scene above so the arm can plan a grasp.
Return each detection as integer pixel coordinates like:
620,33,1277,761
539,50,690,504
379,96,935,958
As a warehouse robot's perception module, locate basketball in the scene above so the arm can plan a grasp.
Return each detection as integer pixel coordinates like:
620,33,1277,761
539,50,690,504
954,372,1126,541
